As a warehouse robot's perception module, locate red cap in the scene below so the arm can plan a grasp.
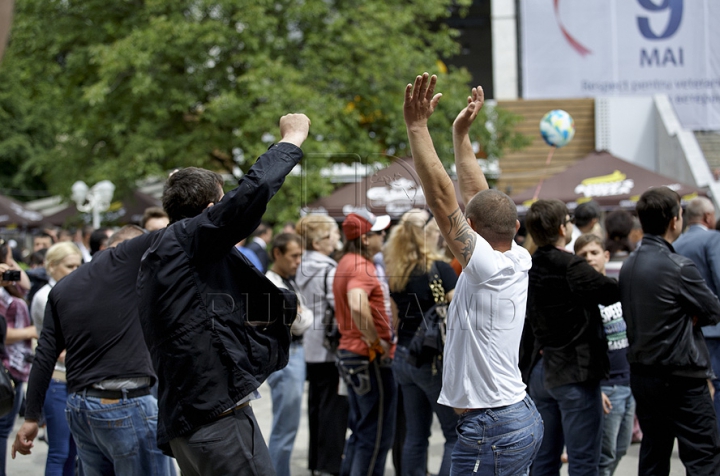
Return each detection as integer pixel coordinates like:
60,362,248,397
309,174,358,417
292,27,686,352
342,210,391,240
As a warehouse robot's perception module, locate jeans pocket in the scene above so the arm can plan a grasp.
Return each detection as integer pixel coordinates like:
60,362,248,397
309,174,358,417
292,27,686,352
492,426,540,476
87,412,140,458
337,358,372,396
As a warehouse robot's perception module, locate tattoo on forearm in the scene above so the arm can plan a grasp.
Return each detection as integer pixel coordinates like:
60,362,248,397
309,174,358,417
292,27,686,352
447,208,476,263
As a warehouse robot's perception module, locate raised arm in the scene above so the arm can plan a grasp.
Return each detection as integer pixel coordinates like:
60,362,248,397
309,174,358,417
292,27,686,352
403,73,476,268
453,86,488,205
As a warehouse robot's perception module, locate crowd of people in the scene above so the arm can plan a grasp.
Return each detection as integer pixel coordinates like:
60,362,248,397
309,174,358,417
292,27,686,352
0,75,714,476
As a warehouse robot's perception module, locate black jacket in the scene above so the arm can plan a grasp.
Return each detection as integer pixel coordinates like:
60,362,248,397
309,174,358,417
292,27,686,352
620,235,720,379
527,245,620,388
136,142,301,451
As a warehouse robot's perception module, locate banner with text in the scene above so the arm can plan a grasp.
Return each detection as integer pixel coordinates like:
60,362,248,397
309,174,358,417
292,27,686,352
520,0,720,130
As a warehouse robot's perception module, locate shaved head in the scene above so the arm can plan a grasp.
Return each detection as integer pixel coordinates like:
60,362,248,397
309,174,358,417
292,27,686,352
465,189,518,247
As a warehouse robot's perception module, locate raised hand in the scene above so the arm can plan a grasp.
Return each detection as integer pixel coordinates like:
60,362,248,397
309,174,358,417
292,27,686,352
278,113,311,148
453,86,484,137
403,73,442,129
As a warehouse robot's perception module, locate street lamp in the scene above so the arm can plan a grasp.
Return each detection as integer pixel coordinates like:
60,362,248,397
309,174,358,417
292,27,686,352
71,180,116,228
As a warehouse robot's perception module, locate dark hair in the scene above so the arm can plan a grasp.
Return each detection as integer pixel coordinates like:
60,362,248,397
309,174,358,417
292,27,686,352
270,233,302,260
29,249,47,267
574,233,605,254
636,187,681,236
162,167,224,224
108,225,146,248
465,189,518,247
89,228,111,255
604,210,634,257
33,232,55,245
341,236,374,261
141,206,169,229
574,201,601,228
526,199,568,247
253,222,272,238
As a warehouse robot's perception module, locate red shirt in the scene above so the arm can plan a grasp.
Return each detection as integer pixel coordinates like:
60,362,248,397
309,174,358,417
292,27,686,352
333,253,395,358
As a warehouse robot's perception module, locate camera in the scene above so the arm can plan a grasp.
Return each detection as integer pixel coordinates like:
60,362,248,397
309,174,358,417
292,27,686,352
1,270,21,282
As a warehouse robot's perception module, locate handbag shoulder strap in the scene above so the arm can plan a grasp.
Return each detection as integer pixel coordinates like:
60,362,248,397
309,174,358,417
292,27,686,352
428,261,446,305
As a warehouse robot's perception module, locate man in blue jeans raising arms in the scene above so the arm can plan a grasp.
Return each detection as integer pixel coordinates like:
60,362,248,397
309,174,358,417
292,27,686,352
403,73,543,475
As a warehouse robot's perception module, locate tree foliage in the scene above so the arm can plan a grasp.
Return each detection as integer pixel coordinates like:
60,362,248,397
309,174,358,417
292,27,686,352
0,0,529,221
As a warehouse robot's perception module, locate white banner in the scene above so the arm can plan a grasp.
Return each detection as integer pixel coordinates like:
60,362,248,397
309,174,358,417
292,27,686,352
520,0,720,130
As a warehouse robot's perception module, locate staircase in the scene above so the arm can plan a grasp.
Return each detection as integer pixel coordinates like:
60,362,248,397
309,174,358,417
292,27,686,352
696,131,720,179
495,98,596,196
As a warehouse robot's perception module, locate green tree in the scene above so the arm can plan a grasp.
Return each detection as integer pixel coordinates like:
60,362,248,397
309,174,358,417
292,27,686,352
0,0,528,220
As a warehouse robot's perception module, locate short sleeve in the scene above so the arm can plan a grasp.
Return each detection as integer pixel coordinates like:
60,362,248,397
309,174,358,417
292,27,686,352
347,269,377,296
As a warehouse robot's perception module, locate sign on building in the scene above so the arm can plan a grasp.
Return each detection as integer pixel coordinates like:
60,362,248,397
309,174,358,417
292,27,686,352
520,0,720,130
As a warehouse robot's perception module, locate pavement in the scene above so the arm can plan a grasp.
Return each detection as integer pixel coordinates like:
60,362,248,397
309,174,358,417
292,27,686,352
6,381,686,475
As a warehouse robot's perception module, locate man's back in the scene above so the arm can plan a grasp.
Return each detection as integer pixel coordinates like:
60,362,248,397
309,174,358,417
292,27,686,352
528,245,618,387
33,233,156,395
674,225,720,296
439,234,530,410
136,142,302,451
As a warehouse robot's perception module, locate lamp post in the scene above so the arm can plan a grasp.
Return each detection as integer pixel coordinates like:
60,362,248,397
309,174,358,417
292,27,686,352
71,180,116,228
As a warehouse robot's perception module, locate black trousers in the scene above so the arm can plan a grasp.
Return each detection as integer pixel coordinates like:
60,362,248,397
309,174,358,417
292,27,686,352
306,362,349,474
169,404,274,476
631,373,720,476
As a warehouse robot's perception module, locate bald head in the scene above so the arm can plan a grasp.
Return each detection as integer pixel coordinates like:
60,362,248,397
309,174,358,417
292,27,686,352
465,189,518,249
108,225,146,248
685,196,715,227
0,1,13,64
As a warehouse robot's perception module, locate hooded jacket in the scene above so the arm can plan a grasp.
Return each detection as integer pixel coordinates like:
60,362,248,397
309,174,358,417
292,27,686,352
295,250,337,363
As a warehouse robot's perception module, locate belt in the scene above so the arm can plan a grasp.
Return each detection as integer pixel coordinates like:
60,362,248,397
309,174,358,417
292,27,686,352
84,387,152,400
215,401,251,421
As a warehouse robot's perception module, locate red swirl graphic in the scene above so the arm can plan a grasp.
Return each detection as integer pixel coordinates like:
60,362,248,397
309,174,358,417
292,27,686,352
554,0,592,56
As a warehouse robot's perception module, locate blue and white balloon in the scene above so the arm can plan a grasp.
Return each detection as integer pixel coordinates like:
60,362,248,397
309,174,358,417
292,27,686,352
539,109,575,148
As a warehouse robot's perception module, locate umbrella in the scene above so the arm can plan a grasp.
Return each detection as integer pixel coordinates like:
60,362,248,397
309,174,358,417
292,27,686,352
305,157,464,220
511,151,706,213
0,194,44,227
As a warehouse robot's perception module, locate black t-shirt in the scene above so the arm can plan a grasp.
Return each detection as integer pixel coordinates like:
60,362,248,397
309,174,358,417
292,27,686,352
25,232,157,421
391,260,458,347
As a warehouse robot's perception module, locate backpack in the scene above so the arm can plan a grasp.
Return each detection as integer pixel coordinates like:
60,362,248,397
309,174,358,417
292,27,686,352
320,264,341,353
407,262,448,372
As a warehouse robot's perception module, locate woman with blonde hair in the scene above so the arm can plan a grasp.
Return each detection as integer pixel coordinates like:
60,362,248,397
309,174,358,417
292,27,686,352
31,242,82,476
294,214,348,475
384,209,459,476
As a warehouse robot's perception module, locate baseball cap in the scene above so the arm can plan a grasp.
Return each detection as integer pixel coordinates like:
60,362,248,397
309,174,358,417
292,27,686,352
342,210,391,240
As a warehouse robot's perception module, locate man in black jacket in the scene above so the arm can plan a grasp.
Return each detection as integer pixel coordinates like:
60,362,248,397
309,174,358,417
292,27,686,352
525,199,620,476
136,113,310,476
620,187,720,475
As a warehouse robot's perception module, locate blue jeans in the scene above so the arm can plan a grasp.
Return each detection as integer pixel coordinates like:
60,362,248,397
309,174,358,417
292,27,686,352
528,360,603,476
266,342,306,476
44,379,77,476
450,395,543,476
705,338,720,435
393,346,458,476
599,385,635,476
65,391,174,476
338,350,397,476
0,377,24,476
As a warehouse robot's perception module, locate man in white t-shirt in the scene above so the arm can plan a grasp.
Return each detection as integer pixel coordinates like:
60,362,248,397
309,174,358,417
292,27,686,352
403,73,543,475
